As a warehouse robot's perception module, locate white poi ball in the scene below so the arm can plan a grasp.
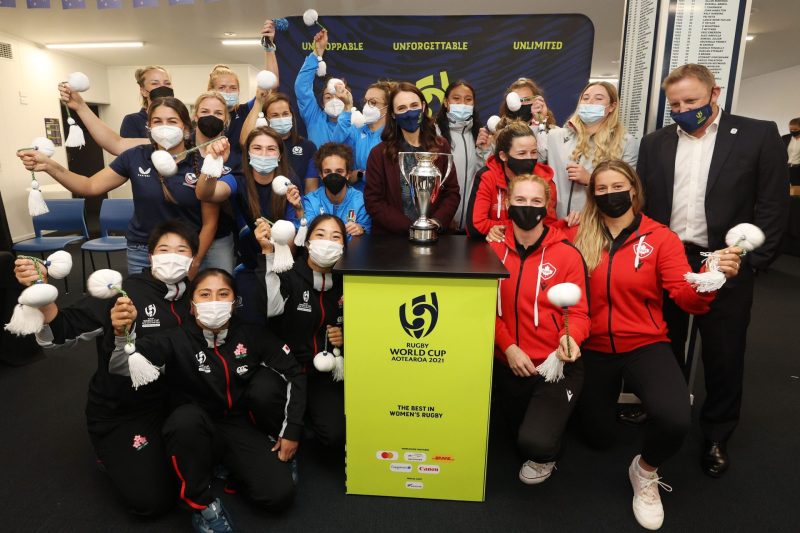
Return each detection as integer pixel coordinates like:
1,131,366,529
151,150,178,177
547,282,582,308
303,8,319,26
124,343,136,355
67,72,91,92
32,137,56,157
316,60,327,77
506,92,522,112
487,115,501,133
271,219,296,246
313,351,336,372
18,283,59,307
87,269,124,299
350,109,366,128
44,250,73,279
256,70,278,91
271,175,292,196
725,223,765,252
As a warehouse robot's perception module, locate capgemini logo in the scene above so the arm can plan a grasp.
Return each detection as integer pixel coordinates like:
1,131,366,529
399,293,439,339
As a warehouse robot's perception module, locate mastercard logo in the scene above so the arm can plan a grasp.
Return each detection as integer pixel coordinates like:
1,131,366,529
376,450,398,460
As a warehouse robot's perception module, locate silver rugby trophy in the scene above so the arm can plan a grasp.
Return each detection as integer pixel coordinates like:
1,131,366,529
398,151,453,244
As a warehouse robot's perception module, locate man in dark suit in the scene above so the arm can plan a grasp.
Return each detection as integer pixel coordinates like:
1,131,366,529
783,118,800,185
637,64,789,478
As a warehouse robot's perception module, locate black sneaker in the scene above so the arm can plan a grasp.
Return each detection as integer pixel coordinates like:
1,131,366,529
192,498,234,533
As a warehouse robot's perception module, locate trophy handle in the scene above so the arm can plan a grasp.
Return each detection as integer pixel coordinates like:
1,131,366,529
430,153,453,205
397,152,415,204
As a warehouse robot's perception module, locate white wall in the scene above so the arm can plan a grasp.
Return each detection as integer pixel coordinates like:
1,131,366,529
736,64,800,134
0,31,109,243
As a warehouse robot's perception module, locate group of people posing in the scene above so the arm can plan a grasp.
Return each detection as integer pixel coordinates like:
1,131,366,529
13,18,789,533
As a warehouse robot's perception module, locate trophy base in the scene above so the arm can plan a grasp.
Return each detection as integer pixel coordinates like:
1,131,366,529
409,225,438,244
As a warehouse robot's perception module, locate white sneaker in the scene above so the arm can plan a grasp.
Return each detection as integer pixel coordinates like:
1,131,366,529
628,455,672,530
518,460,555,485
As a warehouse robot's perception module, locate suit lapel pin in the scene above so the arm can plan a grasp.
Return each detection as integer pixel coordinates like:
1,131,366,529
731,128,738,134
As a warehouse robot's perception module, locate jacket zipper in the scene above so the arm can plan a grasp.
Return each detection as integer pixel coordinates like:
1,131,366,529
458,128,469,228
606,250,617,354
213,340,233,411
513,252,525,345
314,276,327,354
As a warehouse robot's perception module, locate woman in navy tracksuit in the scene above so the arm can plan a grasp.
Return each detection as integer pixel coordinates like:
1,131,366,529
109,268,306,532
252,214,347,448
12,220,198,517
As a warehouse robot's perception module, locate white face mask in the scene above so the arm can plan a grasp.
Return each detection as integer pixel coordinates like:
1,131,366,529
362,103,383,125
193,301,233,330
307,239,344,268
150,253,193,284
150,125,184,150
324,98,345,118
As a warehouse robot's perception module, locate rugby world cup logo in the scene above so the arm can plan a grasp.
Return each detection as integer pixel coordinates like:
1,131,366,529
399,293,439,339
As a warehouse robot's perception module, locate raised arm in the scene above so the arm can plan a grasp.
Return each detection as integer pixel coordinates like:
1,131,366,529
59,83,148,155
17,150,127,197
261,18,280,89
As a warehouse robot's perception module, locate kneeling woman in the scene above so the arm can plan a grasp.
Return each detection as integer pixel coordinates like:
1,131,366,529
109,269,306,532
491,174,590,485
571,160,740,530
254,214,346,448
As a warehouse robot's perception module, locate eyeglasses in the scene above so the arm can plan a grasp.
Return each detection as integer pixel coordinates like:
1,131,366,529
362,98,386,108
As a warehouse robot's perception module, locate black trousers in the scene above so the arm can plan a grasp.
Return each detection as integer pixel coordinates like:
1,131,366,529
162,403,295,512
493,360,584,463
87,410,177,517
577,343,690,467
664,249,755,442
247,366,345,448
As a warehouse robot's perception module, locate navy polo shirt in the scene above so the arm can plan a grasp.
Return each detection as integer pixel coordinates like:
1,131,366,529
120,108,148,139
226,98,256,156
225,171,301,268
285,137,318,191
109,144,232,245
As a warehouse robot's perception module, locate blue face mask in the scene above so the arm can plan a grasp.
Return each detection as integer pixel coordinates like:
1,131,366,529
222,91,239,109
395,108,423,133
670,98,713,133
269,117,293,136
577,103,607,125
447,104,473,124
249,154,279,175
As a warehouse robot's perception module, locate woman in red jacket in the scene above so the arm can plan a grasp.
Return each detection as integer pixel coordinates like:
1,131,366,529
364,82,460,235
491,173,590,486
466,120,558,242
571,160,741,530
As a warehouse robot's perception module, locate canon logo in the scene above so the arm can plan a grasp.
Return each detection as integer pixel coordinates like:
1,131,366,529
417,464,441,474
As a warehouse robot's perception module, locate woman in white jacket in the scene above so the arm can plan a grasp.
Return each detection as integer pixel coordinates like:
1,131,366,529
544,81,639,219
435,80,490,232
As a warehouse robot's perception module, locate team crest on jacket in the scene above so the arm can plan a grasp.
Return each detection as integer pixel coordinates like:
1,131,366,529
633,241,654,258
539,263,557,280
132,434,149,451
292,146,303,156
236,365,248,376
297,290,312,312
141,304,160,328
183,173,198,188
234,343,248,359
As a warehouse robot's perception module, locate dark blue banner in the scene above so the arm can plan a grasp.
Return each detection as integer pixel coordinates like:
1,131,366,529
276,14,594,131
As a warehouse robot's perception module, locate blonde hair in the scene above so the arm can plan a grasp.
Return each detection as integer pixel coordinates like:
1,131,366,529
507,173,551,206
207,64,240,91
574,159,644,272
568,81,627,167
135,65,170,107
192,91,231,129
662,63,716,91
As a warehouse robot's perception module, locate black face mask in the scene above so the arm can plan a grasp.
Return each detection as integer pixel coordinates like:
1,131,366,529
594,190,633,218
510,103,533,123
791,130,800,138
508,205,547,231
196,115,225,138
506,156,537,176
149,86,174,101
323,172,348,195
